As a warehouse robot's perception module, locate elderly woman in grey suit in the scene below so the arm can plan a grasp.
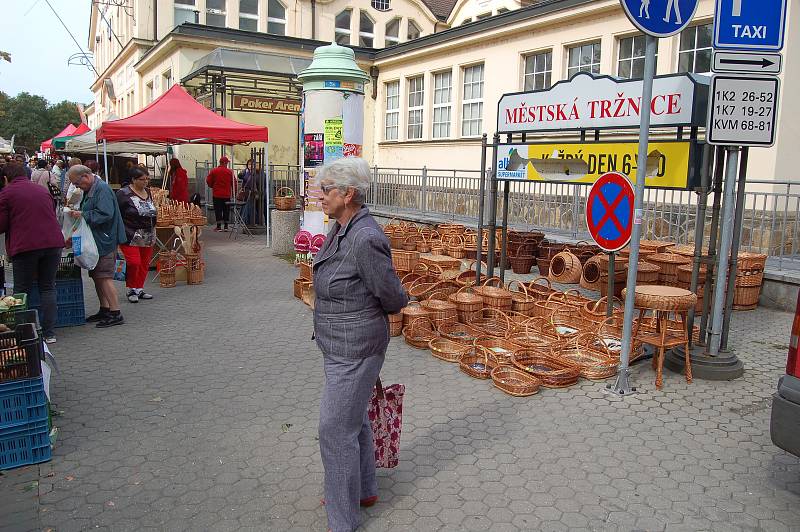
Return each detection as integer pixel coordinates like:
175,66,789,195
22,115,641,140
313,157,408,532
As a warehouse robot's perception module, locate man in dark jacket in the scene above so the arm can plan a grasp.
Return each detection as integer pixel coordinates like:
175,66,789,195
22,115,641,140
67,165,127,328
205,155,233,232
0,163,65,343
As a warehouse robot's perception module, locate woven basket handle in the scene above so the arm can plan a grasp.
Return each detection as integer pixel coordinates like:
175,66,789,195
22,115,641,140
427,263,444,275
277,186,294,198
507,279,529,296
482,276,503,288
578,331,613,358
530,276,552,289
563,288,583,300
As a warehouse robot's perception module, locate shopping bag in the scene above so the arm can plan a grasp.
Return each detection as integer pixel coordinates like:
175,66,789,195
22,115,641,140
71,218,99,270
113,254,126,282
368,377,404,468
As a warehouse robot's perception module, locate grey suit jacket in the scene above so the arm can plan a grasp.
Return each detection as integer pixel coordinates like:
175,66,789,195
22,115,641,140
313,207,409,358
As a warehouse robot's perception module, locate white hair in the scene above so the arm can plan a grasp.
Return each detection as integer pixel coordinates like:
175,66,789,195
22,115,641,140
316,157,371,205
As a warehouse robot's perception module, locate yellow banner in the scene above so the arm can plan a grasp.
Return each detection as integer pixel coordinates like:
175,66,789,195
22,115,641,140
496,141,693,189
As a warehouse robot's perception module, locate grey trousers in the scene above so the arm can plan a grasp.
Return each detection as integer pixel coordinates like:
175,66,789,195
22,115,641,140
319,352,385,532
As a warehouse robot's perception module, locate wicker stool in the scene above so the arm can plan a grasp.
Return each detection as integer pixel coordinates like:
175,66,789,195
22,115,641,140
622,285,697,390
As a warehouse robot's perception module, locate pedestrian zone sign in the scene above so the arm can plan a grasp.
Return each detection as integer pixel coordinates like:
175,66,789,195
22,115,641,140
713,0,787,51
620,0,699,37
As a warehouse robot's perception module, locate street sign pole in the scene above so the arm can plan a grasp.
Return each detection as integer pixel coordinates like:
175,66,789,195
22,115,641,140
707,146,740,356
608,34,658,396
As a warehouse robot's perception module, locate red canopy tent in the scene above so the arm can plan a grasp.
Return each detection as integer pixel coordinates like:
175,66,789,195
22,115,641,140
96,85,269,145
40,123,77,152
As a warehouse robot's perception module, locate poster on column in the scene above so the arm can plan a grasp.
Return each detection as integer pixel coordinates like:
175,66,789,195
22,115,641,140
303,168,327,235
304,133,324,167
342,93,364,157
324,119,344,163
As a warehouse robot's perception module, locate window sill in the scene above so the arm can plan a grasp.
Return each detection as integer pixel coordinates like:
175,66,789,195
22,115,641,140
378,138,483,146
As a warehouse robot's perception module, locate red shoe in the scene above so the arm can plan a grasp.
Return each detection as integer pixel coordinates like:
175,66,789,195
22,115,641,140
320,496,379,507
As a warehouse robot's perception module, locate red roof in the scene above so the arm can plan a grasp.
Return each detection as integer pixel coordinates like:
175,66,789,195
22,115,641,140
71,123,91,136
96,85,269,145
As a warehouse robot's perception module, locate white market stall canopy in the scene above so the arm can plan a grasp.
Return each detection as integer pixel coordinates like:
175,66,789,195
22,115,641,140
64,115,164,154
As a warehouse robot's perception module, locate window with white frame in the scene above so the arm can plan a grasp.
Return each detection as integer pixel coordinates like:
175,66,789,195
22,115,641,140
145,81,154,103
407,76,424,140
385,18,400,46
617,34,658,79
407,20,421,40
384,81,399,140
523,50,552,91
335,10,352,45
678,23,712,74
432,71,452,138
205,0,226,27
239,0,259,31
461,64,483,137
567,42,601,77
268,0,286,35
162,69,172,91
174,0,197,26
359,11,374,47
371,0,390,11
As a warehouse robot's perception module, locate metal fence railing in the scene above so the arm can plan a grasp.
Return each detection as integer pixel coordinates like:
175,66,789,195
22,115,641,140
190,161,800,270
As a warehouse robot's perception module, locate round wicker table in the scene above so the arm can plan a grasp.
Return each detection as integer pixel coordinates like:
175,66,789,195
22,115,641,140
621,285,697,390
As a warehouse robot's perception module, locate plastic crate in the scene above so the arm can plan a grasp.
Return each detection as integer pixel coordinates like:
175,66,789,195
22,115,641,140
0,310,40,331
0,419,51,470
27,278,84,307
56,254,82,280
0,324,42,384
56,302,85,328
0,377,47,430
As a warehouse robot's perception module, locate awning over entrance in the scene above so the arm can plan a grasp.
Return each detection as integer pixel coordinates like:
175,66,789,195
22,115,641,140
183,47,312,81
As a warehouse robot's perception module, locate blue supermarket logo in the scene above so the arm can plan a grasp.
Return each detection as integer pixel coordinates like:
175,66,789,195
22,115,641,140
497,149,528,179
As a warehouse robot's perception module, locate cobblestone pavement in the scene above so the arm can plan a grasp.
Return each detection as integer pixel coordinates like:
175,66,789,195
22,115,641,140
7,231,800,531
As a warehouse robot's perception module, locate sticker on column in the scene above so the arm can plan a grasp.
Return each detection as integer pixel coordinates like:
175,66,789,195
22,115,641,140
324,118,343,163
634,209,643,225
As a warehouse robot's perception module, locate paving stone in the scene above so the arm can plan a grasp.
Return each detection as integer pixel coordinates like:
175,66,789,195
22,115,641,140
0,232,793,531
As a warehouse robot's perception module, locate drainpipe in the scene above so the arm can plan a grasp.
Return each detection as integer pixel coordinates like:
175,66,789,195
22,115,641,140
311,0,316,39
370,66,379,99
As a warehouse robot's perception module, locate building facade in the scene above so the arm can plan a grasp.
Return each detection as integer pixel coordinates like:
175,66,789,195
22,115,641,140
86,0,797,183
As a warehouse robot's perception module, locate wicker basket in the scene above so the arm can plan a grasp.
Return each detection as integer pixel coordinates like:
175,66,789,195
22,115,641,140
187,264,205,285
421,299,458,328
509,242,537,274
647,253,691,284
448,287,484,324
508,280,537,316
301,283,315,308
158,251,177,288
580,255,603,292
560,333,618,380
275,187,297,211
293,278,305,299
627,261,660,283
507,318,556,350
459,348,499,379
402,317,439,349
429,337,473,363
299,261,313,281
677,264,706,284
391,250,420,273
438,322,483,345
512,348,580,388
621,285,697,312
548,249,583,284
401,301,432,328
639,240,674,253
469,308,514,338
580,296,624,324
388,312,403,336
491,366,541,396
733,270,764,310
738,252,767,271
527,276,556,301
445,235,466,259
473,278,513,311
474,336,523,365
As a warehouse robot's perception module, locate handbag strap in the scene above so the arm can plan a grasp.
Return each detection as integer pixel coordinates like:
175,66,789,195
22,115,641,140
375,376,385,401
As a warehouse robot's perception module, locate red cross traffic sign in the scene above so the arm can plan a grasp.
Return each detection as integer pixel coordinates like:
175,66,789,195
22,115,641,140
586,172,635,252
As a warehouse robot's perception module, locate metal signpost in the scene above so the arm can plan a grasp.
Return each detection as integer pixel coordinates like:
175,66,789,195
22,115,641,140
705,0,786,357
612,0,698,395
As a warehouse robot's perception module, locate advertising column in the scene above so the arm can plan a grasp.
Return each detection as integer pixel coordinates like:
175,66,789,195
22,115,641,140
297,43,370,235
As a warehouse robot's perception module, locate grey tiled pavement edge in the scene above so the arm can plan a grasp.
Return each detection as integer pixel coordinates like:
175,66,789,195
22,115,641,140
11,230,800,531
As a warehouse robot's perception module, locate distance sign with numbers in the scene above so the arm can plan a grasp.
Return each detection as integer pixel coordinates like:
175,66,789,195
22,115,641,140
707,75,779,146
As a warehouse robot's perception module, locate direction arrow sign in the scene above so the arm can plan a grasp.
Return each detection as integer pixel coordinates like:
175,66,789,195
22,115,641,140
707,75,779,147
713,51,782,74
586,172,635,252
620,0,699,37
713,0,787,51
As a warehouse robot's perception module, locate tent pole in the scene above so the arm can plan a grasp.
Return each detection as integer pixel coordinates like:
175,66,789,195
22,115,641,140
103,140,109,183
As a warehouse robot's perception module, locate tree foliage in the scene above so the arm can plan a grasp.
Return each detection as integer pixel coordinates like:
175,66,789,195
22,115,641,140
0,91,83,153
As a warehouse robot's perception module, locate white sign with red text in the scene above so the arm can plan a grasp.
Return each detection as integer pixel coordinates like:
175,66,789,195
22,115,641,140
497,72,705,133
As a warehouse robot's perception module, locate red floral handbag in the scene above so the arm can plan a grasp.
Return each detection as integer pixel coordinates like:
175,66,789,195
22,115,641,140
368,377,405,469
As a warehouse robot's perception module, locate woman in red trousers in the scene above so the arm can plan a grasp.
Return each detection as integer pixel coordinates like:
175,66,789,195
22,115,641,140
116,167,157,303
168,158,190,204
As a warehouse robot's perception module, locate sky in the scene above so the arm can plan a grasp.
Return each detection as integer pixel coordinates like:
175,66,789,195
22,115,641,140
0,0,94,104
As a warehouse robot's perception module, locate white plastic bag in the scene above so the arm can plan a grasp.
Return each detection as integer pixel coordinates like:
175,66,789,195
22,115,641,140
71,218,99,270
